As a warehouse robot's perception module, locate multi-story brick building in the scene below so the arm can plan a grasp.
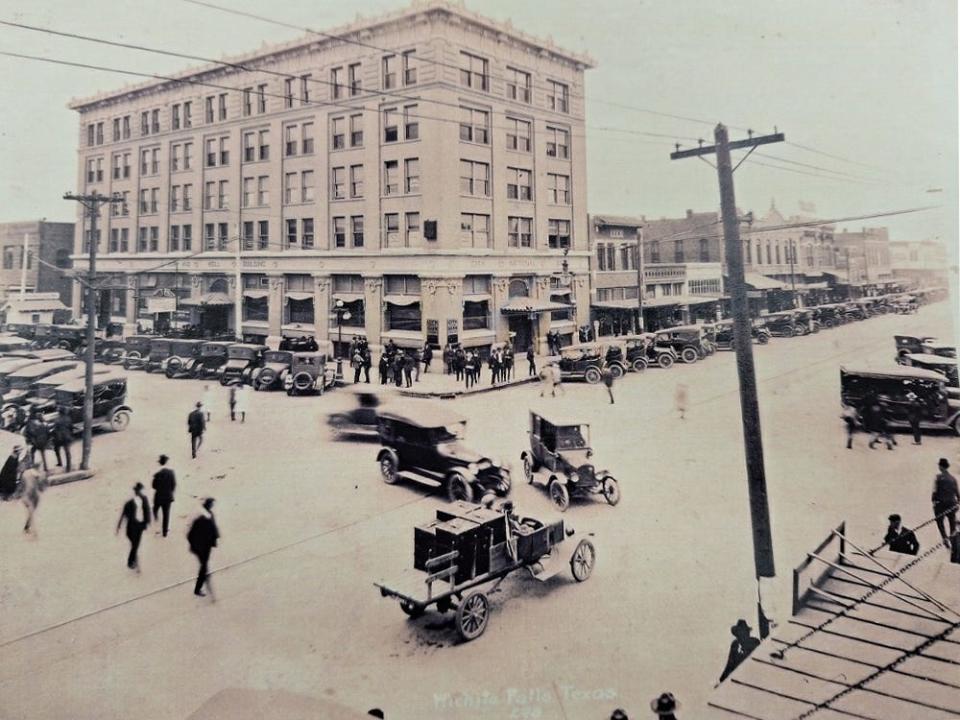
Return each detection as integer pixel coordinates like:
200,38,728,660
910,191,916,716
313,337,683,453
889,239,950,288
68,0,593,355
0,220,74,318
833,226,896,296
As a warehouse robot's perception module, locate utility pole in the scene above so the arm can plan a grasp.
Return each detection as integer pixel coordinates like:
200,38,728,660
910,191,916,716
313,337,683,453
233,223,242,342
671,124,784,637
788,238,798,308
63,191,123,471
635,224,645,333
19,232,29,300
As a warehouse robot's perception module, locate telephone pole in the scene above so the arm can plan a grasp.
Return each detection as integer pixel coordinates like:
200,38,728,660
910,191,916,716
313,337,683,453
671,124,784,637
635,224,645,333
63,191,123,471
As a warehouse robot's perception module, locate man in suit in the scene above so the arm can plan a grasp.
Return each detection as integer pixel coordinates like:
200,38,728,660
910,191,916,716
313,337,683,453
151,454,176,537
52,405,73,473
188,402,206,459
884,514,919,555
188,497,220,598
116,482,150,571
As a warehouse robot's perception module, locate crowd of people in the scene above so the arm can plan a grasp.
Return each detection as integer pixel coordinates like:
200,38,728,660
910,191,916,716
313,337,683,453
842,390,927,450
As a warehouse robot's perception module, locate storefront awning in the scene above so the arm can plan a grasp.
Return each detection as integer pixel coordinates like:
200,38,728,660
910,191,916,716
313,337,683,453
463,294,492,303
332,292,364,303
2,297,68,313
500,297,570,314
383,295,420,306
644,294,721,308
743,273,786,290
181,292,233,306
550,288,572,297
243,290,270,300
592,299,639,311
799,282,829,290
284,292,312,302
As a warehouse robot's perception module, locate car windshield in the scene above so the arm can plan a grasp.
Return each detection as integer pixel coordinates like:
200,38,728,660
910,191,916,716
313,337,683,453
264,351,292,364
172,342,196,355
228,347,256,360
433,423,464,443
150,341,171,354
556,424,588,450
202,345,227,357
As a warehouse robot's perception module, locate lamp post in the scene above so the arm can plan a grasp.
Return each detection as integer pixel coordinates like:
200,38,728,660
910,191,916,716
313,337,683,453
333,298,352,379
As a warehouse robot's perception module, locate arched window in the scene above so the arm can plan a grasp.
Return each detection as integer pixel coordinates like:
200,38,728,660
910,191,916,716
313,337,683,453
208,277,228,294
508,279,529,298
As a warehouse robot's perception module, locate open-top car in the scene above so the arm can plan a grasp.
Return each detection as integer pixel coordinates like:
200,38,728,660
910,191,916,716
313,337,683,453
655,325,708,363
251,349,294,391
894,334,957,361
218,343,267,386
620,333,676,370
0,335,33,354
567,342,627,379
282,352,336,396
376,402,512,503
327,387,385,437
162,339,204,378
192,341,233,379
122,335,154,370
764,311,802,337
374,499,595,641
555,343,606,383
520,409,620,511
44,372,132,434
1,359,81,407
899,354,959,399
713,319,771,350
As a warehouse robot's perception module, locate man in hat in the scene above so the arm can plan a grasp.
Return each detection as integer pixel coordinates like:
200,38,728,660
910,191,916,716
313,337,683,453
905,390,923,445
187,497,219,598
932,458,959,550
884,514,919,555
718,619,760,683
116,482,150,571
0,445,21,499
649,692,680,719
187,401,206,458
151,454,176,537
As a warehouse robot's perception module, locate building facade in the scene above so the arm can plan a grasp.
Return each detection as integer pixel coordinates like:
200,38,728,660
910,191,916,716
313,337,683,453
0,220,74,306
833,226,896,296
69,0,593,355
889,239,950,287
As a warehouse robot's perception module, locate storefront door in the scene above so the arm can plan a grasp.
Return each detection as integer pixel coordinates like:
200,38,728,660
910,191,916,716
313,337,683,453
200,306,230,335
508,315,534,353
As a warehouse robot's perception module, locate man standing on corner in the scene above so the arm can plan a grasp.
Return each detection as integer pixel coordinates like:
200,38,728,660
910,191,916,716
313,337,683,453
151,454,176,537
932,458,959,551
116,482,150,571
188,497,220,598
188,402,206,458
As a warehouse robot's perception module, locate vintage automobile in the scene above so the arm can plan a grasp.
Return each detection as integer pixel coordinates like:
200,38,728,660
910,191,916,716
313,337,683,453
520,410,620,511
892,295,919,314
899,354,959,399
1,359,81,408
619,333,677,370
574,342,627,378
0,349,76,392
556,344,606,383
44,372,133,434
191,341,233,379
764,311,802,337
813,305,843,328
32,324,56,348
0,335,33,354
81,338,127,365
160,339,204,379
282,352,336,396
840,365,960,436
250,349,295,391
26,365,112,411
327,388,384,437
712,319,771,350
50,324,87,352
122,335,154,370
375,500,595,641
792,309,819,335
143,338,173,373
376,402,512,503
4,323,36,341
218,343,268,386
894,334,957,361
655,325,708,364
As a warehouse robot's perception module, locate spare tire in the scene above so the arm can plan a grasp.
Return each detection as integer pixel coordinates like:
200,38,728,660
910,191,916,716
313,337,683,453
292,371,313,392
258,368,277,388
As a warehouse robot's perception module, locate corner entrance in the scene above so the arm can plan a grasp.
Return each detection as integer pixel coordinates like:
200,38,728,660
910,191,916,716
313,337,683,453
508,314,535,354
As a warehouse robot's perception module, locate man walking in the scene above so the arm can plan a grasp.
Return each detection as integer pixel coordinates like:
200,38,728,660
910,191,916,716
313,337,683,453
601,365,615,404
23,407,50,472
932,458,959,551
228,384,237,422
527,345,536,377
905,391,923,445
362,349,372,383
188,402,206,458
52,405,73,472
20,457,46,535
151,454,176,537
422,343,433,373
403,351,414,388
188,497,220,598
884,514,919,555
116,482,150,571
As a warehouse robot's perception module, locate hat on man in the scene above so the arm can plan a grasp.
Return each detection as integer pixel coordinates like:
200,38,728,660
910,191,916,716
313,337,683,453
610,709,629,720
195,401,202,408
649,693,680,715
731,618,752,636
202,497,215,511
158,454,169,464
888,513,902,523
939,458,950,469
133,482,144,492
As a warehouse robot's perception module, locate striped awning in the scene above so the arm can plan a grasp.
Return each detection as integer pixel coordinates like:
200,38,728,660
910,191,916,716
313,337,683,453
284,292,312,302
243,290,269,300
181,292,233,306
500,297,570,314
383,295,421,306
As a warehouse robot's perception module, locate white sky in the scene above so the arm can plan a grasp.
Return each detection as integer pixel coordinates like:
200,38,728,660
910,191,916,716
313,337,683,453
0,0,956,249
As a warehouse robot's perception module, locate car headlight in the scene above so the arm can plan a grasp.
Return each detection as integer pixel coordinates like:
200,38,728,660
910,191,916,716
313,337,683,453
569,472,579,483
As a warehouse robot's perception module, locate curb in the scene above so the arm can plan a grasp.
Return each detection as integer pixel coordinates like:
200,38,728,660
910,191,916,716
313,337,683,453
398,376,538,399
47,469,97,486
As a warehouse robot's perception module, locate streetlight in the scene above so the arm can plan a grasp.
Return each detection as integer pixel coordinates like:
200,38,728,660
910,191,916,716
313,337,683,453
333,298,352,379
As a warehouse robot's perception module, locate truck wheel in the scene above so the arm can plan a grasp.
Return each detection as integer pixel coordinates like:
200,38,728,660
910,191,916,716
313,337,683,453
680,348,698,364
379,454,399,484
631,358,648,372
657,354,674,370
456,591,490,641
602,477,621,506
447,473,475,503
570,539,596,582
549,478,570,512
584,367,602,384
110,409,131,432
522,454,534,484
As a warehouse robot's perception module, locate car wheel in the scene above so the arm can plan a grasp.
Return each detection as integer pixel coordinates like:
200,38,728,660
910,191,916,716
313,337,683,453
570,539,596,582
522,455,534,484
680,348,698,364
602,477,621,506
110,409,131,432
657,354,675,370
757,333,770,345
549,478,570,512
379,454,399,484
447,473,475,503
792,325,805,337
631,358,648,372
399,599,425,618
164,365,178,379
584,367,602,384
456,591,490,641
609,364,625,380
953,415,960,436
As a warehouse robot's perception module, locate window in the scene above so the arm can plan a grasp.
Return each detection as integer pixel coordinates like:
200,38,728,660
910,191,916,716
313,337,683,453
138,227,148,252
333,217,346,248
184,101,192,128
349,115,362,147
205,138,216,167
173,103,182,129
403,50,417,85
302,219,314,249
301,170,314,202
546,126,570,159
383,108,399,143
256,84,267,114
460,213,491,248
673,241,684,263
459,160,490,196
606,245,616,270
300,74,311,105
140,149,150,175
183,184,192,210
459,107,489,144
205,96,214,124
110,228,120,253
406,212,420,245
547,80,570,113
508,217,533,248
242,88,253,117
122,115,130,139
86,158,96,183
620,244,632,270
765,242,772,265
348,64,361,96
214,180,226,210
775,244,781,264
284,79,294,108
149,109,159,134
87,124,95,146
139,189,149,213
151,148,160,175
204,223,215,251
351,216,364,247
285,172,299,204
242,221,255,251
548,219,570,249
218,93,228,121
596,244,607,271
95,158,104,182
204,181,215,210
150,227,159,252
384,213,400,245
219,136,229,165
404,158,420,193
257,176,269,206
284,125,298,157
548,173,571,204
243,294,268,322
171,144,182,172
331,117,345,150
121,191,130,216
286,219,298,247
181,225,191,251
301,123,314,154
330,67,343,99
506,67,532,103
140,111,150,136
746,241,753,264
171,185,181,212
112,154,122,180
183,142,192,169
95,122,104,145
460,52,489,91
170,225,180,252
257,220,269,250
112,118,120,142
331,167,345,200
382,55,397,89
242,177,254,208
404,105,419,140
350,165,364,198
699,238,710,262
383,160,399,195
507,167,533,201
243,131,256,162
506,117,532,152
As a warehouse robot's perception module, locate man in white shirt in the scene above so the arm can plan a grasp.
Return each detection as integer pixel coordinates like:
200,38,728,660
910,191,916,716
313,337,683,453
116,482,151,571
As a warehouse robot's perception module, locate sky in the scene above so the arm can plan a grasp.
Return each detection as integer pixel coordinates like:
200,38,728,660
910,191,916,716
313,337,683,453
0,0,956,251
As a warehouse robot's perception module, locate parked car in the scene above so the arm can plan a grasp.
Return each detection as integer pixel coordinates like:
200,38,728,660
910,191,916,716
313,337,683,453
27,365,111,412
813,305,843,328
376,402,512,502
0,349,76,393
840,365,960,435
50,324,87,352
121,335,154,370
81,338,127,365
251,349,295,391
520,409,620,511
899,354,959,399
620,333,676,370
793,309,819,334
712,319,771,349
282,352,336,396
655,325,708,363
554,344,606,383
327,388,384,437
894,334,957,361
218,343,267,385
4,323,36,341
0,335,33,354
189,341,232,379
161,339,204,378
1,359,81,407
44,372,133,434
764,311,801,337
144,338,172,373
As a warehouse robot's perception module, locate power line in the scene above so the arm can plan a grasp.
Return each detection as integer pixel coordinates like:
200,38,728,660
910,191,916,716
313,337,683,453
784,141,886,172
744,158,890,187
753,152,898,185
